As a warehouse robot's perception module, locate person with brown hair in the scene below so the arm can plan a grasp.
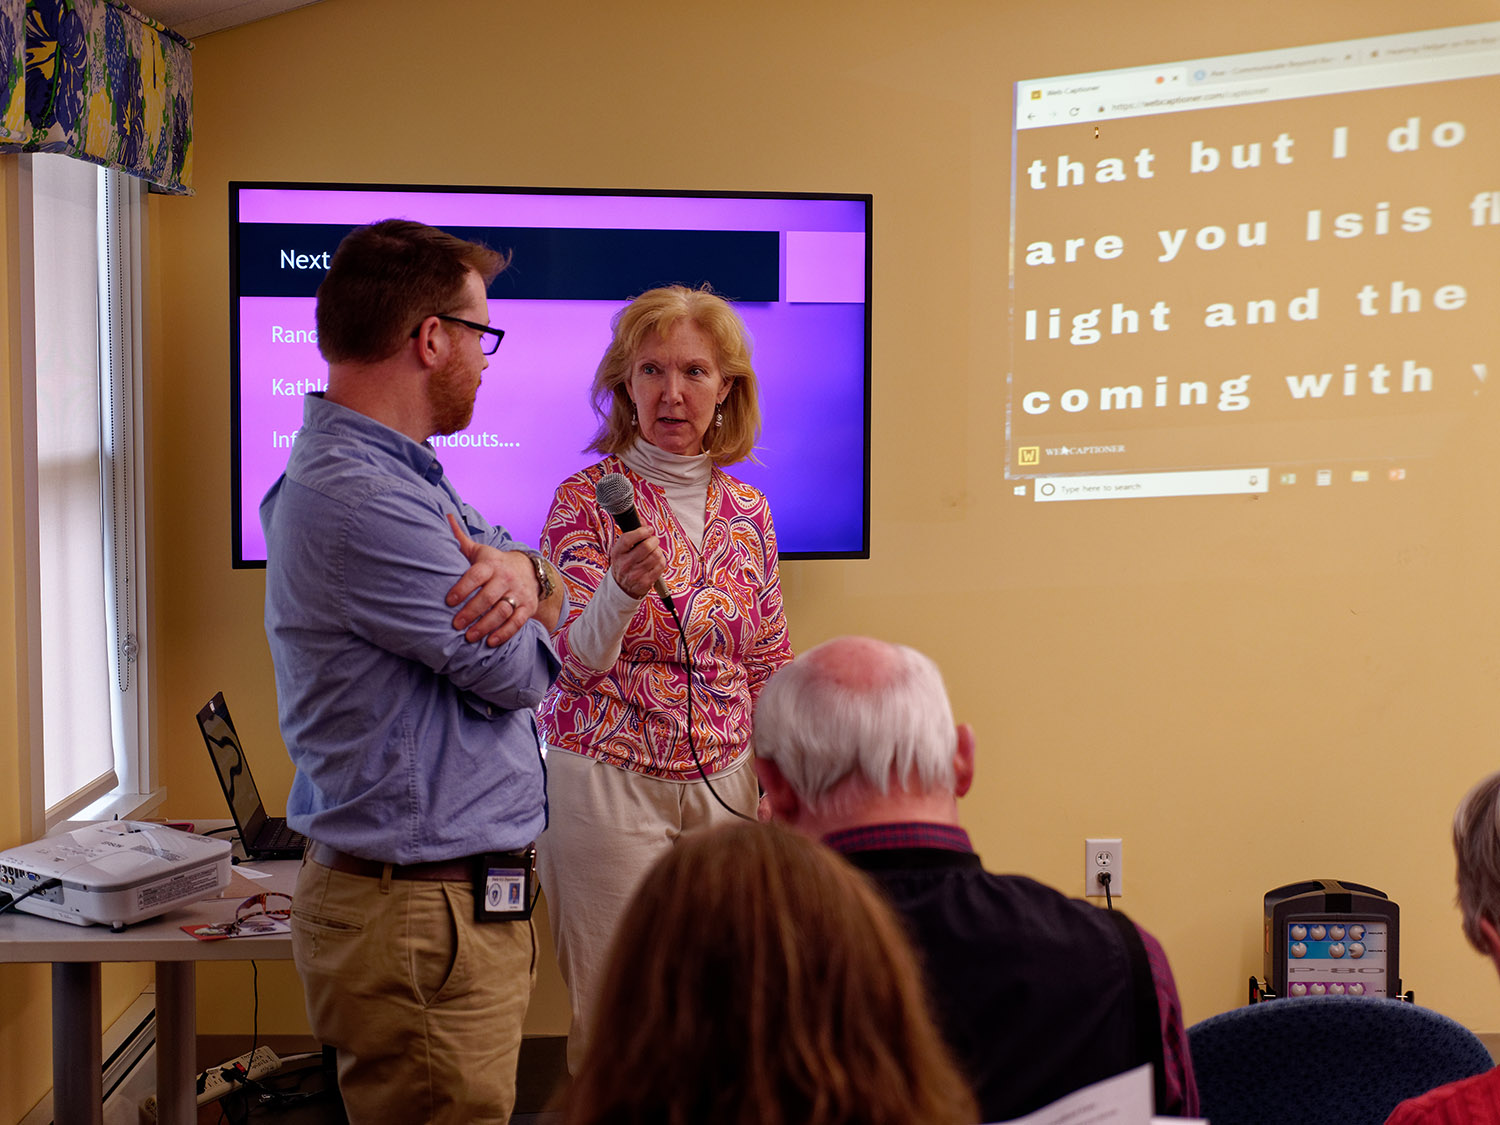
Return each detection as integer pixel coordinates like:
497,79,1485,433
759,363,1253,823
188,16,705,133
564,820,978,1125
536,284,794,1069
1385,769,1500,1123
262,219,566,1124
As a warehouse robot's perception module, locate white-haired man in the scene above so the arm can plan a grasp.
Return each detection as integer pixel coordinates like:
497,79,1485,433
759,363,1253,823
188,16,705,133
1385,770,1500,1123
753,635,1198,1121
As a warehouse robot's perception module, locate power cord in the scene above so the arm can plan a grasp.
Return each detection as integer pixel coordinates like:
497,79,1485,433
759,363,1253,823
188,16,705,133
250,961,259,1065
206,962,266,1125
218,1057,334,1121
198,825,248,865
1099,870,1114,911
0,878,61,916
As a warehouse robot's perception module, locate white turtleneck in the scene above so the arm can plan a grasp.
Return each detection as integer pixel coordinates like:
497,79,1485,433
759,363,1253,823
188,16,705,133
565,439,713,671
618,438,712,548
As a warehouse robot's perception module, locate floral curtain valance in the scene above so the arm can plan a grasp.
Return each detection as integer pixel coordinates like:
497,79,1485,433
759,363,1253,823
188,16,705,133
1,0,193,195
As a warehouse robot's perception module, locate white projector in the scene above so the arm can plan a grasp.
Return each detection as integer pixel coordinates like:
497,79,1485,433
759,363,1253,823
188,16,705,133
0,821,232,930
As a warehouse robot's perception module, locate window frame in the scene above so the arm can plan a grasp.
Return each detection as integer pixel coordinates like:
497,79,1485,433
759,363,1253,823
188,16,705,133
16,154,160,836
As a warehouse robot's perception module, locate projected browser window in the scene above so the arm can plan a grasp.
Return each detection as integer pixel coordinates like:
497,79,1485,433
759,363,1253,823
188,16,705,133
1008,22,1500,501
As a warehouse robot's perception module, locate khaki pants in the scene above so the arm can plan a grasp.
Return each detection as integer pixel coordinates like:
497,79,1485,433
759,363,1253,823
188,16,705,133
290,857,536,1125
536,749,755,1072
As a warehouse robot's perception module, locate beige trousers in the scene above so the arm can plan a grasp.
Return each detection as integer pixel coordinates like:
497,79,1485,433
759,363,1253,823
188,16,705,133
290,857,536,1125
536,749,756,1072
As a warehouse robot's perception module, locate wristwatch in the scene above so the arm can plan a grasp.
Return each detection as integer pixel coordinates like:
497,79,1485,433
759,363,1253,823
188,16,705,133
529,554,554,601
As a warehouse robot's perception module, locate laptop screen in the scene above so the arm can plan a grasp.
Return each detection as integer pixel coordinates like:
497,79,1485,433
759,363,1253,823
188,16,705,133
197,692,269,841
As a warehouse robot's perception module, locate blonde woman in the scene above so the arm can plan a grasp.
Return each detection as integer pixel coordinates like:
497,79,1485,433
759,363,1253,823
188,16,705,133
537,286,793,1068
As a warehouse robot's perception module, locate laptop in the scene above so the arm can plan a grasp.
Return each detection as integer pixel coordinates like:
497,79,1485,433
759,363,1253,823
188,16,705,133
196,692,308,861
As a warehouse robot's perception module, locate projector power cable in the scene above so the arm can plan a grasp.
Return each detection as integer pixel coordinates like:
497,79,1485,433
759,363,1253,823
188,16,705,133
0,878,61,917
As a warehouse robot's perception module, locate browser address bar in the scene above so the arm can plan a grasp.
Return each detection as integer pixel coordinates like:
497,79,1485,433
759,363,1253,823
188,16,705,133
1032,468,1269,502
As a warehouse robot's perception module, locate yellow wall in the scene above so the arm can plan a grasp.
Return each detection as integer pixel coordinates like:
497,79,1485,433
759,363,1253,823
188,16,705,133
5,0,1500,1117
145,0,1500,1037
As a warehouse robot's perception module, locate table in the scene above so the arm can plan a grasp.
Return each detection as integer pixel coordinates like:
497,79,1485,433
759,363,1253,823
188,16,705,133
0,847,299,1125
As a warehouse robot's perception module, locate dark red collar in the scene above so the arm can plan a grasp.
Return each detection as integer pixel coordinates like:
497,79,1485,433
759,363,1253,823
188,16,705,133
823,821,973,855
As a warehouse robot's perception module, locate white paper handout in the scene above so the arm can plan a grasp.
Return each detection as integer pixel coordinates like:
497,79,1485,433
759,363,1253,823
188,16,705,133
985,1064,1208,1125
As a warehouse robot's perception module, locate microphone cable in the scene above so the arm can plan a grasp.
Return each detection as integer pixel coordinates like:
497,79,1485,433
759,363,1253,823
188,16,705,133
664,591,754,824
595,471,753,823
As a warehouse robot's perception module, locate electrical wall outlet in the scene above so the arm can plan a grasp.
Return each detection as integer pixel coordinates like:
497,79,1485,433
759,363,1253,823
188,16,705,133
196,1045,281,1105
1085,837,1122,897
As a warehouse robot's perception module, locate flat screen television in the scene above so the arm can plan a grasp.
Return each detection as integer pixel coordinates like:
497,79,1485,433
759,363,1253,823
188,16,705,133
229,182,872,566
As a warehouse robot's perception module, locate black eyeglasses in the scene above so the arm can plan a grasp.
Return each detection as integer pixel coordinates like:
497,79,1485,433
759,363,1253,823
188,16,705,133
411,314,505,355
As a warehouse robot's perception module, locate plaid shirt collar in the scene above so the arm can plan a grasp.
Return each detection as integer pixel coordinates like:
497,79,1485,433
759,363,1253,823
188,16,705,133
822,821,973,856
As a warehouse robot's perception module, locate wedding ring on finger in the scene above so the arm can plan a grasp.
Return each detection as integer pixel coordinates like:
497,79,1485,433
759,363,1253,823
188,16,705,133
502,595,518,610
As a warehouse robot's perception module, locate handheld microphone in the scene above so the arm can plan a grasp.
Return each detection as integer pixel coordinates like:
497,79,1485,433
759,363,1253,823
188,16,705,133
594,472,674,611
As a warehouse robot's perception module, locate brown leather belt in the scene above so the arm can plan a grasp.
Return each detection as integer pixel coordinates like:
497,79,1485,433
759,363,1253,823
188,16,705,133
306,840,474,882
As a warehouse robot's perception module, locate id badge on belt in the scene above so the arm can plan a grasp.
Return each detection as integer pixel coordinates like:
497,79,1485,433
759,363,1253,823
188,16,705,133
473,845,536,922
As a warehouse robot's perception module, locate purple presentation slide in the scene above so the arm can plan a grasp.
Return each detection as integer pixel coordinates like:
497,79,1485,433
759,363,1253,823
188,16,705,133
232,184,871,564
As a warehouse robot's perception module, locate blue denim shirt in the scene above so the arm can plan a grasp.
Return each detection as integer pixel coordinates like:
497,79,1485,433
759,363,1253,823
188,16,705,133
261,394,562,863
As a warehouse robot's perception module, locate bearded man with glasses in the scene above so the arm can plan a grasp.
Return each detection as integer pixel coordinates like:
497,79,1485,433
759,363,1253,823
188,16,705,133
261,219,565,1124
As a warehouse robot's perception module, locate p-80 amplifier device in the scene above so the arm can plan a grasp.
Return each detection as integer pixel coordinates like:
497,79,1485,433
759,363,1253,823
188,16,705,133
1250,878,1404,1003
